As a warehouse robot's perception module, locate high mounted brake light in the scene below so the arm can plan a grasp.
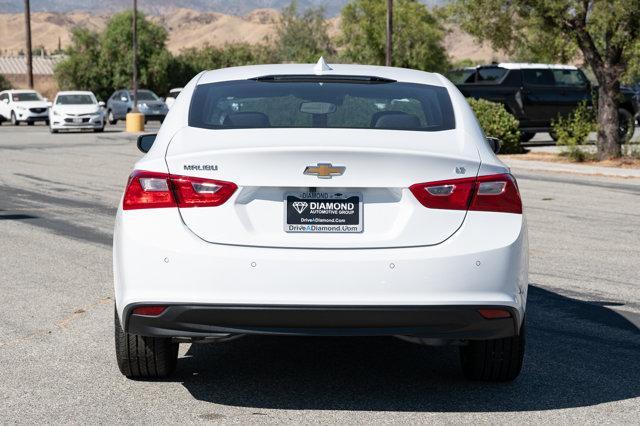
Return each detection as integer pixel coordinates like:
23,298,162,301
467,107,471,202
410,174,522,214
123,170,237,210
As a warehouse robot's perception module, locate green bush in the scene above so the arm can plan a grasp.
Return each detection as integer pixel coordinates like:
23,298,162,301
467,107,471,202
551,101,596,162
467,98,522,153
0,74,11,91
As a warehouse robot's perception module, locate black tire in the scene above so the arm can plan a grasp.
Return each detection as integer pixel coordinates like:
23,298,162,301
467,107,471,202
548,130,558,142
45,119,50,126
93,127,104,133
520,132,535,143
459,320,525,382
107,110,117,125
27,121,34,126
11,111,19,126
618,108,633,143
114,307,178,379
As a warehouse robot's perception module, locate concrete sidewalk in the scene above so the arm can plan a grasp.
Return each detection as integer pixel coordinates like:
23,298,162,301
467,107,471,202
502,157,640,178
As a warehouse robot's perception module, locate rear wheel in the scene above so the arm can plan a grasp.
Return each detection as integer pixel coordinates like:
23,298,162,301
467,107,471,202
618,108,633,143
11,111,19,125
27,121,34,126
114,307,178,379
459,319,525,382
107,110,117,125
520,132,535,142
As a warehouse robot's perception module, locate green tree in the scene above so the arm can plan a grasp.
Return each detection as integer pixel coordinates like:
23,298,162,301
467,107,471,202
0,74,11,91
100,11,172,97
449,0,640,159
339,0,449,72
54,27,108,98
170,43,272,88
273,1,335,62
55,11,172,100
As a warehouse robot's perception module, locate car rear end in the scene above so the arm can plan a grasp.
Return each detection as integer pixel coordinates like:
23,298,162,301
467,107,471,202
113,64,528,381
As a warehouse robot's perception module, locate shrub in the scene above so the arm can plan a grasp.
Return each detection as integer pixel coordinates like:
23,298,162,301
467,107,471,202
467,98,522,153
551,101,596,162
0,74,11,91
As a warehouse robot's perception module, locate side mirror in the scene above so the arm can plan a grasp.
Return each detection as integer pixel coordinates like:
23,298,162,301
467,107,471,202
98,101,105,107
137,133,157,153
486,137,502,154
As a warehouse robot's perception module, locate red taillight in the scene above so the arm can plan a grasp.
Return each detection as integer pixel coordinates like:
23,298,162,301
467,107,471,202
122,170,237,210
478,309,512,319
132,306,167,316
410,173,522,214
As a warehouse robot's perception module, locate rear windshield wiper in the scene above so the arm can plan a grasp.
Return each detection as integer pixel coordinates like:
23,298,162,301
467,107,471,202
251,75,397,84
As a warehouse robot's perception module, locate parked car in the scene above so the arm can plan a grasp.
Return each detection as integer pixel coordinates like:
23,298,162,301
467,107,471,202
0,89,50,125
49,91,105,133
449,63,638,141
106,89,168,124
165,87,183,109
113,60,528,382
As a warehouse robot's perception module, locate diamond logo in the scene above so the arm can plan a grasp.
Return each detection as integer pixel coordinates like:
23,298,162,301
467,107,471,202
292,201,308,214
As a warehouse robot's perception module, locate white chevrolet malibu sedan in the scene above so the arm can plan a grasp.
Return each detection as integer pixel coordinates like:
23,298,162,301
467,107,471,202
49,91,105,133
113,59,528,382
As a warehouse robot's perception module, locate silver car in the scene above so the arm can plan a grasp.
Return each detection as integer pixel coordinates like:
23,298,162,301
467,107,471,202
106,89,168,124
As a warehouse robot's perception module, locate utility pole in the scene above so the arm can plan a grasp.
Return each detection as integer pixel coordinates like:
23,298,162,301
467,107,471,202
24,0,33,88
385,0,393,67
132,0,138,113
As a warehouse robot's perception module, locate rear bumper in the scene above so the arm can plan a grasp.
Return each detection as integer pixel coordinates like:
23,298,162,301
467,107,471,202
125,304,520,339
114,208,529,331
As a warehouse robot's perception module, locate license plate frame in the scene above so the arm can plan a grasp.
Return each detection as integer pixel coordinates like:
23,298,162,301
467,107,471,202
284,191,363,233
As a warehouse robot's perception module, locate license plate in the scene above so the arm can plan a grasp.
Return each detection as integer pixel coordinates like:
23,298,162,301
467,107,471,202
284,192,362,233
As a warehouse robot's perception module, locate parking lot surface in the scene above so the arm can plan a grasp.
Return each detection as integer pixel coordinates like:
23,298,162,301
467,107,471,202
1,124,639,423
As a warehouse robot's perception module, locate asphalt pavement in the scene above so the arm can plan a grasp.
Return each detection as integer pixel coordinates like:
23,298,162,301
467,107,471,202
0,123,639,423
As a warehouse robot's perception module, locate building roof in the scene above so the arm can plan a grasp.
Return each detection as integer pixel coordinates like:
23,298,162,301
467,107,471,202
0,56,62,75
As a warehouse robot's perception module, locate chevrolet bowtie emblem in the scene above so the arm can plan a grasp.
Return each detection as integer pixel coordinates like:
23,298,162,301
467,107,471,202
303,163,346,179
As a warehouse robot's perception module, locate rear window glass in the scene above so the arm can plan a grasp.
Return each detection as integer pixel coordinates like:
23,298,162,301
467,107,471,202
189,78,455,132
476,67,507,84
447,69,475,84
552,69,588,87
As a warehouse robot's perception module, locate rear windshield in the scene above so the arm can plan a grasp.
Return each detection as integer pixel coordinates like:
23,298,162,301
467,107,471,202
189,78,455,131
56,94,96,105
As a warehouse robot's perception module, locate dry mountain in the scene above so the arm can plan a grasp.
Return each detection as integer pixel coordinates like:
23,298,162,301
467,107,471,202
0,9,501,63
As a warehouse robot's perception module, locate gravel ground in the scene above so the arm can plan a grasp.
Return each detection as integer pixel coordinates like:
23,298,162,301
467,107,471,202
0,124,638,424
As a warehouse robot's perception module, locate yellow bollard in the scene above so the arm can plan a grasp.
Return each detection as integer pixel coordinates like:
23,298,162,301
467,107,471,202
126,112,145,132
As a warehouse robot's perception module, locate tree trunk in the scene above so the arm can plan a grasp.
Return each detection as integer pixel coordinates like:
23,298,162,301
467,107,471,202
596,82,622,159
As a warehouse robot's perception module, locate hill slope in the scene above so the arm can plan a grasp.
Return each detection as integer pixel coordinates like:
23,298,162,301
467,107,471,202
0,9,502,63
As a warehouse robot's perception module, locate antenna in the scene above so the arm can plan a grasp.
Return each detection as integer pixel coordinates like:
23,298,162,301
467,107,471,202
313,57,333,75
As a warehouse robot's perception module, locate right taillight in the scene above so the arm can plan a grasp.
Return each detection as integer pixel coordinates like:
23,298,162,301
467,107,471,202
410,173,522,214
123,170,237,210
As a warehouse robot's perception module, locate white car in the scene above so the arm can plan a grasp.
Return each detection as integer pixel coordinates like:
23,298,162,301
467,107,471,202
0,89,50,125
164,87,182,109
113,59,529,382
49,91,105,133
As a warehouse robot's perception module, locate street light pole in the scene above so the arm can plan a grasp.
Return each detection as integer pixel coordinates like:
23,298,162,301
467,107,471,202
24,0,33,88
132,0,138,113
386,0,393,67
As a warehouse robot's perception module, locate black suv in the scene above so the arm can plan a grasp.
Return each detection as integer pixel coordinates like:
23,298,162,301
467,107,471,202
449,63,638,141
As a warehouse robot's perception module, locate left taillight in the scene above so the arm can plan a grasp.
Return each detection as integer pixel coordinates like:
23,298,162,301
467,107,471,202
409,173,522,214
122,170,237,210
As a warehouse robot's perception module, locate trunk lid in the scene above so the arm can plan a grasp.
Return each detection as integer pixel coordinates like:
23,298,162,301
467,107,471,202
165,127,480,248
